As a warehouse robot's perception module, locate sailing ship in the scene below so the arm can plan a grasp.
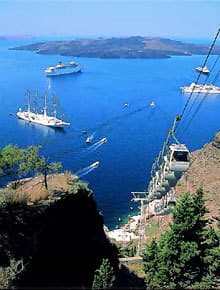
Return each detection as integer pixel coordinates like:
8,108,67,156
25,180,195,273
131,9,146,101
17,89,70,128
44,60,82,77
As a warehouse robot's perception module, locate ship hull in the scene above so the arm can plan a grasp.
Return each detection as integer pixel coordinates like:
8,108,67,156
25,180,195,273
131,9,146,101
17,111,70,128
181,83,220,94
45,66,82,77
181,88,220,94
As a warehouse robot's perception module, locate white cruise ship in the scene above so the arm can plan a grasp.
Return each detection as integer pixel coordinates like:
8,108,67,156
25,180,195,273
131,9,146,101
44,60,82,77
17,90,70,128
180,83,220,94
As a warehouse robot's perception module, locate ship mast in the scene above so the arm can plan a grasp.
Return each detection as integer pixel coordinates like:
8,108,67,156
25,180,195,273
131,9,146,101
52,93,57,118
26,89,31,113
44,94,47,117
34,90,38,114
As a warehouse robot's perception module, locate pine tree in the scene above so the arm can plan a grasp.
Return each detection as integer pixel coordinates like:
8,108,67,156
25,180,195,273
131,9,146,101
200,227,220,287
142,239,159,287
92,258,115,289
143,188,220,288
0,145,62,189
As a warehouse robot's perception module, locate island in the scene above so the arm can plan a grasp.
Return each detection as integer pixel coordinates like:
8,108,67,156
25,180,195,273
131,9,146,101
9,36,220,59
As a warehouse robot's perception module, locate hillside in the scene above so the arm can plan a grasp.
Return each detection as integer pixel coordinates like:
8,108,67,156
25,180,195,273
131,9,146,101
143,130,220,243
10,36,220,59
0,132,219,287
0,173,119,288
177,130,220,225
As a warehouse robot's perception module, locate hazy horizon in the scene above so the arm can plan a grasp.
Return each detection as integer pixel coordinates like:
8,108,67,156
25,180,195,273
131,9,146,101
0,34,214,46
0,0,219,40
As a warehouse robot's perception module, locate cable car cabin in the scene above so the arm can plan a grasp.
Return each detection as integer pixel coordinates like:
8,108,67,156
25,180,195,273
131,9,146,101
151,191,163,199
167,195,176,206
156,167,172,190
160,176,169,188
162,160,176,181
152,186,167,199
155,182,166,194
163,167,176,181
155,207,171,216
166,144,190,173
161,178,172,191
163,167,181,188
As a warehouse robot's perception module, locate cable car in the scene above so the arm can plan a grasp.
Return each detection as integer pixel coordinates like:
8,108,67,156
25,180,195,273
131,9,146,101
155,181,166,194
161,177,170,189
166,144,190,172
152,190,163,199
162,160,176,181
156,207,172,216
167,195,176,206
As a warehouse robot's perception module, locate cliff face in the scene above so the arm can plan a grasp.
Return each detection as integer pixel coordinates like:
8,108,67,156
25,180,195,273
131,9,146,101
0,174,119,288
177,131,220,225
143,131,220,243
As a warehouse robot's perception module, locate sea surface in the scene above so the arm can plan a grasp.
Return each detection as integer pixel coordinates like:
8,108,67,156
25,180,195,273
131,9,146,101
0,38,220,229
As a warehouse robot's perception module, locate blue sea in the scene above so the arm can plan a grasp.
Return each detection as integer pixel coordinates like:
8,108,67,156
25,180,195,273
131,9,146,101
0,38,220,229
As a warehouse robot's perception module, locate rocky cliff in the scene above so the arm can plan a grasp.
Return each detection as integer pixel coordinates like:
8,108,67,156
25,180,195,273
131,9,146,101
177,130,220,225
144,131,220,243
0,173,119,288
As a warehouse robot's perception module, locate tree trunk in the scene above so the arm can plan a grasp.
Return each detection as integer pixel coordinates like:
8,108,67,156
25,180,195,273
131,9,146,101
44,169,48,190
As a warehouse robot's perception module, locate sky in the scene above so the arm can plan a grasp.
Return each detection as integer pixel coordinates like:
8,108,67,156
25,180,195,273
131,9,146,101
0,0,220,39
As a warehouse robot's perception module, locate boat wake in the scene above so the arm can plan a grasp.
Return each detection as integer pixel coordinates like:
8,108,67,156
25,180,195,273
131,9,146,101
75,161,100,178
87,137,108,152
88,104,150,132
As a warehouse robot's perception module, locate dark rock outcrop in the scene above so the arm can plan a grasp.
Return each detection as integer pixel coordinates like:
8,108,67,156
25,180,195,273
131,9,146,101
0,176,119,288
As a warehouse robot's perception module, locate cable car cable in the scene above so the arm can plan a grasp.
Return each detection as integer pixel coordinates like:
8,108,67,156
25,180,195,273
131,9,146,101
182,67,220,134
176,54,220,135
175,28,220,133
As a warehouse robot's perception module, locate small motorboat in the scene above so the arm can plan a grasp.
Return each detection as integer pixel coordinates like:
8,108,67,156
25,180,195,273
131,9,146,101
196,66,210,74
150,101,155,107
100,137,108,143
124,103,129,107
82,129,88,134
86,136,93,143
91,161,100,168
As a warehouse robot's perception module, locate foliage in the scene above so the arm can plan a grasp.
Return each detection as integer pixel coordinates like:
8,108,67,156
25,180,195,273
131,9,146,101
92,258,115,289
142,239,159,287
0,145,24,175
117,242,136,258
200,227,220,287
0,189,11,208
143,188,220,288
18,146,46,175
47,162,62,172
68,179,89,194
0,144,62,189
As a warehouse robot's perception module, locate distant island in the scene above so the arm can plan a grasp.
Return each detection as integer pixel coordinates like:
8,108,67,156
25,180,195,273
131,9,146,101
10,36,220,59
